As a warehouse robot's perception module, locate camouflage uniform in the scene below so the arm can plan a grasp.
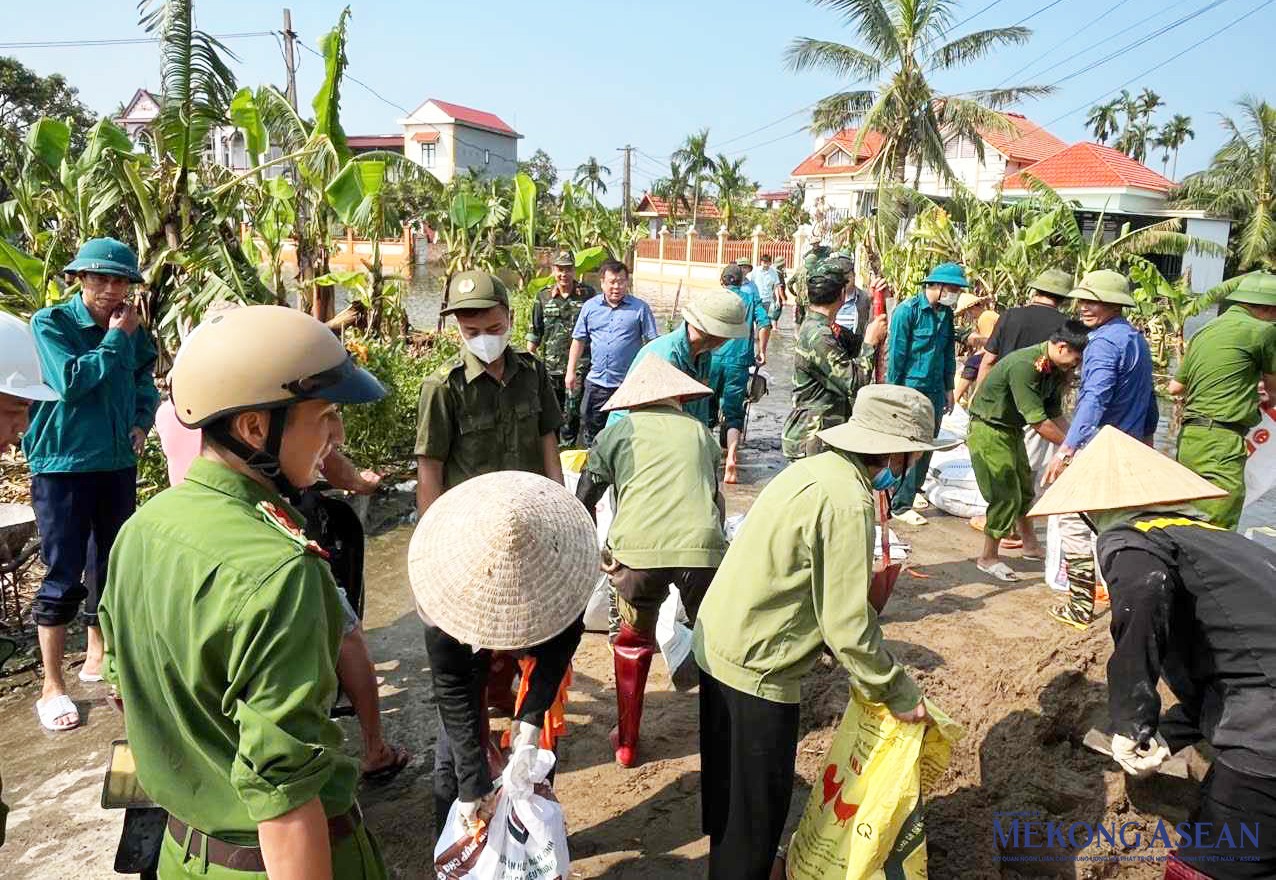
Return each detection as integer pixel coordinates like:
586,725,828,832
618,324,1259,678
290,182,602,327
790,244,830,326
528,280,595,445
781,312,876,460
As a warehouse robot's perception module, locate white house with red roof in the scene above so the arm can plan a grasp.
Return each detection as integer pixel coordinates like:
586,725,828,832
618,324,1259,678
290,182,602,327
396,98,521,183
790,112,1231,291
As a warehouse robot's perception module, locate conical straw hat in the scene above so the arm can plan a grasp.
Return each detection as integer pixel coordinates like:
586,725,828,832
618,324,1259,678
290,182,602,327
1027,426,1228,518
602,354,713,412
408,471,598,650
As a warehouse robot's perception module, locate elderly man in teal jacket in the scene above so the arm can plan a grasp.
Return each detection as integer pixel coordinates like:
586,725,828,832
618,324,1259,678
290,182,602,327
886,262,963,524
25,238,159,732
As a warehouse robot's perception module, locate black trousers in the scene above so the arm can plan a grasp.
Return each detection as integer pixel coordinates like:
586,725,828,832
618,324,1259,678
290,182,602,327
580,380,617,448
699,669,800,880
1176,762,1276,879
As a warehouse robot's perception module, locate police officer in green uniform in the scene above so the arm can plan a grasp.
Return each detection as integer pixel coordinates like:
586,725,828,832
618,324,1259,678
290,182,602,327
528,250,594,445
1169,270,1276,529
782,256,887,460
99,306,389,879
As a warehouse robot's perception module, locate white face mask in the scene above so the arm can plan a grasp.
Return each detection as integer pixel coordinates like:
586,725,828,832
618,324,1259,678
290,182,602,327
464,331,510,364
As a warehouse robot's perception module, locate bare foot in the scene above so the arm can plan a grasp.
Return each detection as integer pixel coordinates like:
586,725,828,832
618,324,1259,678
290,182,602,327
724,459,739,484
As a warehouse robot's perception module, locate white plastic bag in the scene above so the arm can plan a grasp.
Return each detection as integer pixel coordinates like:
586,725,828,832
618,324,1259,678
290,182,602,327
655,588,694,684
582,573,612,633
1244,407,1276,508
1044,514,1105,594
433,750,570,880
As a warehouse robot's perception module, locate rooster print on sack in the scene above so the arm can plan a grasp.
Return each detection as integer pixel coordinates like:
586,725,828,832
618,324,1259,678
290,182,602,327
820,764,861,827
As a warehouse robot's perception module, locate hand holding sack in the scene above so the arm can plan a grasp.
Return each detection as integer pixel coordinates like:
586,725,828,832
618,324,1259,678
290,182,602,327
433,748,570,880
785,691,962,880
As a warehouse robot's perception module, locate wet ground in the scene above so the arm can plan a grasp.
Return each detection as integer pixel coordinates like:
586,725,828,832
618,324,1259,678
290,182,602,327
0,294,1248,878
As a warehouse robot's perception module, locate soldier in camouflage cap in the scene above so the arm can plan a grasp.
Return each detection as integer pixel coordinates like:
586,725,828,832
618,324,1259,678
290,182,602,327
782,256,888,460
528,249,596,445
790,240,833,325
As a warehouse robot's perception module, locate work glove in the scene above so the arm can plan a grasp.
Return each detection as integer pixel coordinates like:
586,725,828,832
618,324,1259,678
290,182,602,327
1111,733,1171,778
506,720,542,800
458,791,497,839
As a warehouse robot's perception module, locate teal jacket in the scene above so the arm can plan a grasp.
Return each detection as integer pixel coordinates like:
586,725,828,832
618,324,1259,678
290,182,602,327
886,293,955,402
23,295,159,474
607,324,712,427
712,284,772,367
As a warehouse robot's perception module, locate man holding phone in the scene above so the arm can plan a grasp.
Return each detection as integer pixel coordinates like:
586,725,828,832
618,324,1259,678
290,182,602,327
25,238,158,732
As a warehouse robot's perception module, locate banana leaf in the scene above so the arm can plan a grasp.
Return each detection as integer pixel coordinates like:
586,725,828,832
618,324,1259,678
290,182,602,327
229,88,269,163
575,246,607,274
25,118,70,176
324,159,385,226
312,7,352,165
449,192,487,231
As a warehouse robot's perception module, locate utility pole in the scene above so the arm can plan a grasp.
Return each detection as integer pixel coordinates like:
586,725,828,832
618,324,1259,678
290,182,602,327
620,144,633,229
282,8,298,111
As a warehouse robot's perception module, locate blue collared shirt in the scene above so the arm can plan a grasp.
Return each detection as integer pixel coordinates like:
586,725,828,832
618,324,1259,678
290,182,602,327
571,293,659,388
748,267,780,304
608,324,712,427
24,294,160,474
1063,316,1158,450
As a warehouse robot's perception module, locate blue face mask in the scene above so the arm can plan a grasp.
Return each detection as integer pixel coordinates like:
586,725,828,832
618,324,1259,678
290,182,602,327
872,466,900,491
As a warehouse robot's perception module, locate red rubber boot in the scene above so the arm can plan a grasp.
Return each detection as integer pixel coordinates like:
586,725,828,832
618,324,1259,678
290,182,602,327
611,622,656,768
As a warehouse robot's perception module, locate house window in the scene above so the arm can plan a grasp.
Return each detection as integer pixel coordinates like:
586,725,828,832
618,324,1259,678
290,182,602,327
960,138,977,159
825,148,851,167
944,138,960,158
422,142,436,168
484,149,491,166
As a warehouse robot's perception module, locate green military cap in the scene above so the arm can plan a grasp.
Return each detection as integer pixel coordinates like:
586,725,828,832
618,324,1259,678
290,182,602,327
552,249,575,268
809,254,852,282
1225,271,1276,307
441,270,509,315
1068,269,1134,306
1028,268,1074,298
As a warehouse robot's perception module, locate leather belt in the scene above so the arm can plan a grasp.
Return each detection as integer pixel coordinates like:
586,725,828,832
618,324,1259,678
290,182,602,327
1183,416,1249,435
166,803,363,872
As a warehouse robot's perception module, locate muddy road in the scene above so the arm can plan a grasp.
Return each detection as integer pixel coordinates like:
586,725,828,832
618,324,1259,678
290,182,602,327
0,305,1193,878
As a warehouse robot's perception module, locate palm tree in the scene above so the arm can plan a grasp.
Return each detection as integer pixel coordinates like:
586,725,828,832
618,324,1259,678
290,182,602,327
573,156,611,201
784,0,1052,186
1137,87,1164,126
1159,114,1195,180
710,153,754,236
1116,120,1153,163
1175,96,1276,270
1087,99,1122,145
672,128,716,228
652,157,690,228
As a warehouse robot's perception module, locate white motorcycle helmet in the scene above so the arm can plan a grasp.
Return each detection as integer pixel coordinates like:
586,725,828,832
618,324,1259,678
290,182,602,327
0,311,58,402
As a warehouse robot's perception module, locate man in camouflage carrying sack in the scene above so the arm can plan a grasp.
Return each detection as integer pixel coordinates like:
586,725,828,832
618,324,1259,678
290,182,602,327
529,249,594,445
782,254,888,460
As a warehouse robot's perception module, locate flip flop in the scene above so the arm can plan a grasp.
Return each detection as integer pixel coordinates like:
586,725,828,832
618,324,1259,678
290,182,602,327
36,693,80,732
78,669,104,683
977,561,1020,583
362,745,411,785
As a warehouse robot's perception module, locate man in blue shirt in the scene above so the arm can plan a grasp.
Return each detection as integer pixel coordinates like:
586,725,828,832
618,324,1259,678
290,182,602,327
567,259,659,446
1044,269,1158,630
25,238,159,732
747,255,782,322
886,262,963,524
711,265,772,482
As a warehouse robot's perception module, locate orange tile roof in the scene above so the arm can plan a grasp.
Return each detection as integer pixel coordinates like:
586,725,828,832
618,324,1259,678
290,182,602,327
980,113,1067,164
1002,142,1175,193
411,131,440,144
635,193,721,219
790,129,885,178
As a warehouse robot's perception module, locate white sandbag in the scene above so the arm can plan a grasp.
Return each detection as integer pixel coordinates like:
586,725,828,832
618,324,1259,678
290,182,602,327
925,483,987,519
655,589,696,690
932,458,979,491
433,749,570,879
582,573,612,633
1244,406,1276,508
873,525,909,563
940,404,970,439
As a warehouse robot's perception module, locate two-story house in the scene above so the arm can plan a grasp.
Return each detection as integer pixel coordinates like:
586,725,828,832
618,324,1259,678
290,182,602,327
396,99,521,183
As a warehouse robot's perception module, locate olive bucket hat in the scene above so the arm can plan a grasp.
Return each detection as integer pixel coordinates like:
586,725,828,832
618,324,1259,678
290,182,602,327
63,237,144,283
440,270,510,315
1028,268,1074,299
921,262,970,288
817,385,961,455
1068,269,1134,306
1225,271,1276,307
682,288,749,339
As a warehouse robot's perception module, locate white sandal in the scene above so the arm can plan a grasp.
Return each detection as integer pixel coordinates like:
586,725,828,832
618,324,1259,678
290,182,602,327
36,694,80,731
977,561,1020,583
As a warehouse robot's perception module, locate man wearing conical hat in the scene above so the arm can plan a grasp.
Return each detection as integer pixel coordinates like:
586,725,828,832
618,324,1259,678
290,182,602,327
1029,426,1276,880
609,286,748,429
577,355,727,767
695,385,955,878
1044,270,1158,630
1168,271,1276,529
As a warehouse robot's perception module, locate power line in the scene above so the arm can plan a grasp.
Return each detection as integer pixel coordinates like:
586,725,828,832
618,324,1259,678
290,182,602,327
1008,0,1067,28
0,31,274,49
994,0,1138,86
1046,0,1234,88
1043,0,1274,128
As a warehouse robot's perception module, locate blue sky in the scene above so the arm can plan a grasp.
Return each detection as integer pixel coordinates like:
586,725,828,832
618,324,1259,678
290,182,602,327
5,0,1274,204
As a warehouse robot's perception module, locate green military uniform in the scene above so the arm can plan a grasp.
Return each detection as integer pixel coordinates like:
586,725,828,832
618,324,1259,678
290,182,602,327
100,458,384,878
1175,294,1276,529
415,347,562,488
528,272,594,445
967,343,1066,539
782,312,875,460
